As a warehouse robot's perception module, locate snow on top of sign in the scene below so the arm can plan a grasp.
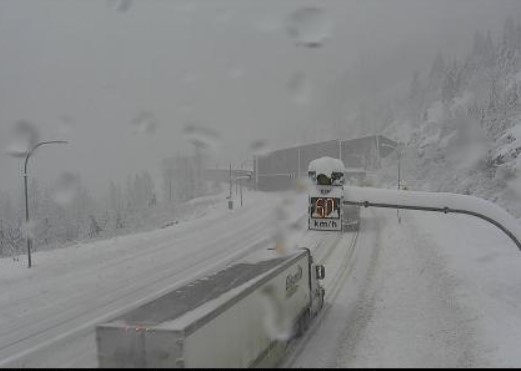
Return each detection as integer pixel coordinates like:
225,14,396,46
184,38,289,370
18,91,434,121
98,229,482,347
308,156,345,177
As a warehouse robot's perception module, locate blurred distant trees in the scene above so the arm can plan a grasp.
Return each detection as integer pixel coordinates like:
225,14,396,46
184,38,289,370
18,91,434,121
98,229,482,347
160,153,207,204
0,168,162,257
0,145,217,257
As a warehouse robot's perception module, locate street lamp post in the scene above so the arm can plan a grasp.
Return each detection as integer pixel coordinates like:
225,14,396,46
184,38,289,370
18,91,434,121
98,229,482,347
24,140,68,268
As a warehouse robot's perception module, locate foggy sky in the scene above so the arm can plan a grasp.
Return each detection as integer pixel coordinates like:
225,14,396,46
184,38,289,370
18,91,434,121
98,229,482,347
1,0,520,197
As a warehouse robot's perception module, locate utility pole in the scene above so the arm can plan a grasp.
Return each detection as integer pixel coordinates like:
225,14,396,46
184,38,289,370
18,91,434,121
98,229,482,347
168,175,172,202
397,144,402,224
375,135,381,169
398,149,401,191
297,148,301,180
254,155,258,191
228,163,233,210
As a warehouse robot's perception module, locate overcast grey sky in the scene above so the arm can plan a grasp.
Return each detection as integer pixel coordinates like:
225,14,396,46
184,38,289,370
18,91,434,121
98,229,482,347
1,0,520,196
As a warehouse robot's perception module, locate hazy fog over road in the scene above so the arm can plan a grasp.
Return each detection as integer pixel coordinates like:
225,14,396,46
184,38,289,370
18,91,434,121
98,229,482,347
0,0,519,195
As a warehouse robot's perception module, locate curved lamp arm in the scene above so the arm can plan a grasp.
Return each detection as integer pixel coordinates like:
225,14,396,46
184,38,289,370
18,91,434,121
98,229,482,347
24,141,69,175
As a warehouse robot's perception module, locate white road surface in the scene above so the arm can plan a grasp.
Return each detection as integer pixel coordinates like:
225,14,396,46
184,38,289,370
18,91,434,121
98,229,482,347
2,191,521,368
0,191,306,368
293,207,521,368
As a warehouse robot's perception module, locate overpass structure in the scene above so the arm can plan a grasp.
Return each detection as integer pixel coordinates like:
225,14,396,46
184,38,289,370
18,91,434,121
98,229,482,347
204,168,254,189
254,135,398,191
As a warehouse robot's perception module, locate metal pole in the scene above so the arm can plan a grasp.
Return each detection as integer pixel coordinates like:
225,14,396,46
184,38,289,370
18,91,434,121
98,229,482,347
23,140,68,268
398,150,401,190
229,163,232,199
396,145,402,223
240,179,243,207
397,150,401,224
375,135,380,168
297,148,301,180
254,156,258,191
24,167,31,268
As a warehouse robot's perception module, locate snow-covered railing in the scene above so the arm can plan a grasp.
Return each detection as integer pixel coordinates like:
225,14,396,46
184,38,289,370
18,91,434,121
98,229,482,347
343,186,521,251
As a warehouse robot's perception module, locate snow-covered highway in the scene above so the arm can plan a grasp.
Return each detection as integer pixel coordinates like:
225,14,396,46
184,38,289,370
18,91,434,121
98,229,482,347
1,191,521,368
292,207,521,368
0,192,305,368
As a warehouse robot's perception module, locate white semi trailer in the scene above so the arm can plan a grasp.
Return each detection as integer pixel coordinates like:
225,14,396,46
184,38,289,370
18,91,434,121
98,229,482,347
96,248,325,368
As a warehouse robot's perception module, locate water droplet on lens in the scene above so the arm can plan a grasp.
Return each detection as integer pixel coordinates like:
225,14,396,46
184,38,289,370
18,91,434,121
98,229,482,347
250,139,271,157
52,172,81,206
214,6,233,24
296,177,312,193
178,2,197,14
256,17,280,34
286,7,332,48
5,120,40,158
229,67,244,79
259,285,293,341
131,111,159,136
57,115,75,136
22,221,38,240
183,73,201,86
107,0,133,13
287,72,311,105
183,123,221,150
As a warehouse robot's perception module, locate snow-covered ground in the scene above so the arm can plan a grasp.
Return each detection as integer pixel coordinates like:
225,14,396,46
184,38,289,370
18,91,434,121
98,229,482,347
2,186,521,368
294,207,521,368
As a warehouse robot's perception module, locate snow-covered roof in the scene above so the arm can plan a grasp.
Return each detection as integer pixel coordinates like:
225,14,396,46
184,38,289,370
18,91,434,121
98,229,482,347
308,157,346,177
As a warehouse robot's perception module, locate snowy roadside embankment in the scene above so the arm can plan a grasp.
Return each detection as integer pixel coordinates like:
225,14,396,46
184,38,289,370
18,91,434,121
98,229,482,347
381,103,521,220
408,210,521,367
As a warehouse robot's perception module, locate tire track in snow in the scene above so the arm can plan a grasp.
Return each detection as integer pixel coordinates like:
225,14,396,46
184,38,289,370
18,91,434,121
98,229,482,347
0,195,304,367
280,228,360,368
0,211,269,347
337,209,483,368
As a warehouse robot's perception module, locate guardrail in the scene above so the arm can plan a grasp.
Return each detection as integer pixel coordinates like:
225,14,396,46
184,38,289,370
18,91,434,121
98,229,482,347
342,186,521,251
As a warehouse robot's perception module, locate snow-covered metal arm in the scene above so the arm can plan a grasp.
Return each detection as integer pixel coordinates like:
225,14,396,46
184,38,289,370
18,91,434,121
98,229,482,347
343,186,521,251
